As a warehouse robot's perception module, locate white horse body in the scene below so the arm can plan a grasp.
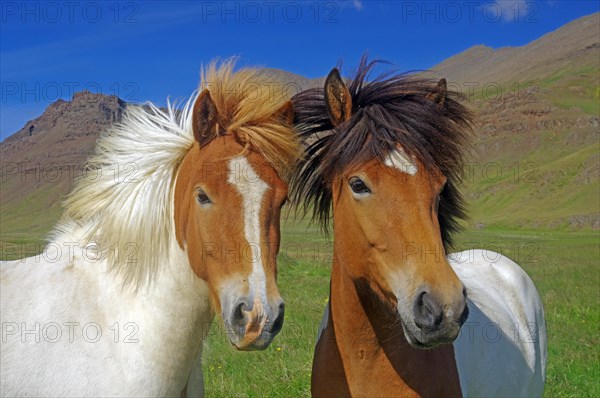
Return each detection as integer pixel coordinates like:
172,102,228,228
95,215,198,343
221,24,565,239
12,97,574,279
1,225,211,397
0,98,215,397
451,249,547,397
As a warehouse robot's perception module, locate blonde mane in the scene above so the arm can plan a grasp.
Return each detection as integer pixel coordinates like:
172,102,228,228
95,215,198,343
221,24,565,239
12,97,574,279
200,59,299,174
55,59,299,288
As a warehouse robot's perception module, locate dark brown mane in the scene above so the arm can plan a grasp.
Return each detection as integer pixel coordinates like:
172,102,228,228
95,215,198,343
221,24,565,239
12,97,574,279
290,57,473,249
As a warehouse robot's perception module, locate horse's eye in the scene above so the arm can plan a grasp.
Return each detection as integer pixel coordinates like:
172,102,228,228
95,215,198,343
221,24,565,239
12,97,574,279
196,189,212,206
349,177,371,195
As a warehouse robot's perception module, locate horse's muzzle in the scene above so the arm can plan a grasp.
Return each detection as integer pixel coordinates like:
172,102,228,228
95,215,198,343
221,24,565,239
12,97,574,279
224,298,285,350
407,287,469,348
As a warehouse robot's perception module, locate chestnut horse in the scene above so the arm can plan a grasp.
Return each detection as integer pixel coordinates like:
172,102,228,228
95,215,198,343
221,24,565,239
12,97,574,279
0,60,299,397
291,59,547,397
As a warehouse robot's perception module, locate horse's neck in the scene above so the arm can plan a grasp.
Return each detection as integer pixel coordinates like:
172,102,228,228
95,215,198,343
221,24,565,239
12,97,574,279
130,243,212,387
70,227,212,388
316,252,462,397
131,237,212,350
129,237,213,331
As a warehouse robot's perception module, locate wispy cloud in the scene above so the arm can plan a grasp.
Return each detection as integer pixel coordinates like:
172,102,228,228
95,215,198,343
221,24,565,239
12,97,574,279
334,0,364,12
492,0,533,22
1,36,101,80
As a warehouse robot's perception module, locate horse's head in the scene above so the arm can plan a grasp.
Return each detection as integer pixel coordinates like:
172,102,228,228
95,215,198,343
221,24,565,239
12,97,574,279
324,69,469,348
293,63,472,348
175,76,297,350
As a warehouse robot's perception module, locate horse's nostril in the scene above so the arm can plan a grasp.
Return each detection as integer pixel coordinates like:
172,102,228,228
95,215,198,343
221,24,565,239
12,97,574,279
413,291,443,331
233,301,247,326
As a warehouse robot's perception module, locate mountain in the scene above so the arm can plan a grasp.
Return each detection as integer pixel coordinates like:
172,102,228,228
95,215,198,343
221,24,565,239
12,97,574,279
262,68,324,94
0,91,127,245
432,13,599,85
0,15,598,250
429,12,599,231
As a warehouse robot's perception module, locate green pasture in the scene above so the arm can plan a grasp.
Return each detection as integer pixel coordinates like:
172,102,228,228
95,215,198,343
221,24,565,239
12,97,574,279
1,218,598,396
200,219,599,397
1,213,598,397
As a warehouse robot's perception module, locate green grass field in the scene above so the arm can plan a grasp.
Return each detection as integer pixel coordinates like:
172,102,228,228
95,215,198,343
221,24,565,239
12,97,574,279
201,220,600,397
1,219,598,396
1,212,598,397
1,210,598,397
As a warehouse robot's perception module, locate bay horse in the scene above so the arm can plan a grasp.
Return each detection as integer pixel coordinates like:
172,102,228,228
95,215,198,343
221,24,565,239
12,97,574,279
291,59,547,397
0,60,299,397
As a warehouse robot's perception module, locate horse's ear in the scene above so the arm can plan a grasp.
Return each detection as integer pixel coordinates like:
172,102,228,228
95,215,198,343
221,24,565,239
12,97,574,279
426,78,447,105
276,100,294,125
324,68,352,126
193,89,219,146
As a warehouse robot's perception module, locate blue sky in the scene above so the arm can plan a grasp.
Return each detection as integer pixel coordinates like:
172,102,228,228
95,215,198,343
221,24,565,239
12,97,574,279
1,0,598,140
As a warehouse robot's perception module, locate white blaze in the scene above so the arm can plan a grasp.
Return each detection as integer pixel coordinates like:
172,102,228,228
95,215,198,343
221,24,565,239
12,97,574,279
228,156,269,304
384,148,418,175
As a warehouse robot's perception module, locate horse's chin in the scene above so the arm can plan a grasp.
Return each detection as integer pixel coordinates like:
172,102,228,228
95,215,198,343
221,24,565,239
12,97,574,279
399,317,461,349
400,322,435,349
230,331,275,351
393,302,437,349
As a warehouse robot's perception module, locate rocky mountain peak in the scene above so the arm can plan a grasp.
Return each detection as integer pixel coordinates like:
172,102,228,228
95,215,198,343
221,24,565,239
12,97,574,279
2,91,127,146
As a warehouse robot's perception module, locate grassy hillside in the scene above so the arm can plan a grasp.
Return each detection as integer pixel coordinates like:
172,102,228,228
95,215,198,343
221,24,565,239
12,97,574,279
432,13,599,85
456,62,599,230
427,13,600,231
